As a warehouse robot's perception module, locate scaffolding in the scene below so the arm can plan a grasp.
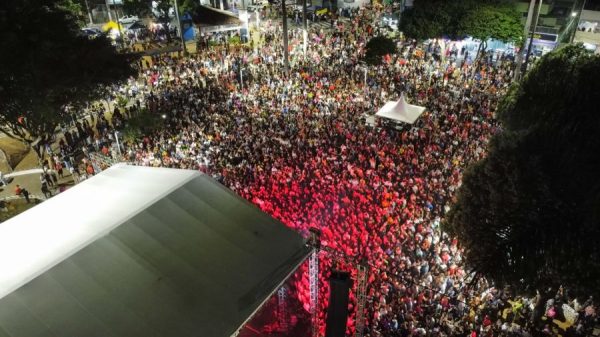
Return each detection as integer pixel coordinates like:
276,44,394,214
354,263,368,337
88,152,119,172
277,286,288,332
308,228,321,337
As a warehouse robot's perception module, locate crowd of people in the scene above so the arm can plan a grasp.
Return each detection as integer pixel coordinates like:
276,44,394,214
51,6,597,337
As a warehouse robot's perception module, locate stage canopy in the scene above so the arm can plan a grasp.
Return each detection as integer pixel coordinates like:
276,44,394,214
375,93,426,124
0,164,311,337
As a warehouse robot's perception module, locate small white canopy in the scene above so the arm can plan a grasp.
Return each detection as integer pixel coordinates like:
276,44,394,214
375,93,426,124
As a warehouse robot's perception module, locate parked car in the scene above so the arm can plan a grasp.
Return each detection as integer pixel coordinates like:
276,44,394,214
247,5,263,12
118,15,139,24
80,27,103,38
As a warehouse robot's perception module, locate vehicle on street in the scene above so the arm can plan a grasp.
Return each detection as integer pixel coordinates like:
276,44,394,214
247,4,263,12
80,27,103,38
252,0,269,5
118,15,139,24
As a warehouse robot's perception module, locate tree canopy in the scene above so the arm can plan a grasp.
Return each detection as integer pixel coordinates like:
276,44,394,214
444,45,600,299
0,0,136,154
400,0,522,43
57,0,86,26
179,0,201,15
124,0,173,21
458,3,523,44
364,36,396,65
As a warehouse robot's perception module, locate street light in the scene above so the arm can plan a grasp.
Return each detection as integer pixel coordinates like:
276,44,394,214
173,0,187,55
114,131,122,157
240,68,245,91
570,0,587,43
514,0,537,81
523,0,543,74
105,0,112,21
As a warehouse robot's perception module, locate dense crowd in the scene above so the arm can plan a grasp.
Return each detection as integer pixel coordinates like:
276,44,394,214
50,7,597,337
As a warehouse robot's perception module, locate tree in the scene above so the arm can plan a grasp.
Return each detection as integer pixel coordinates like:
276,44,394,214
179,0,200,15
400,0,456,40
400,0,522,42
0,0,136,158
57,0,86,26
444,45,600,300
364,36,396,65
458,3,523,53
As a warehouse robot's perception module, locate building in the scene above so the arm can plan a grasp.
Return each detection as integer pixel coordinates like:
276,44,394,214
574,9,600,52
518,0,584,55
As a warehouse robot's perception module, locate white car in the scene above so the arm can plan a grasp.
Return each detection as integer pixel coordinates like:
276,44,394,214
247,5,263,12
118,15,139,24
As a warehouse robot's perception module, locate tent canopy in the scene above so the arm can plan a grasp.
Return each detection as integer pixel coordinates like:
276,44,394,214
102,20,123,32
126,21,147,31
375,93,426,124
0,164,310,337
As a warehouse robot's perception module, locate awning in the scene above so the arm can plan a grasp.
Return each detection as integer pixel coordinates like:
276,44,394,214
0,164,311,337
191,5,243,27
102,20,123,32
375,93,426,124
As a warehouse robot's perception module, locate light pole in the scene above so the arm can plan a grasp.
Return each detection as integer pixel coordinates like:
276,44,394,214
113,3,126,50
114,131,122,157
282,0,290,73
240,68,245,91
105,0,112,21
524,0,543,74
514,0,536,81
173,0,187,55
570,0,587,43
303,0,308,56
84,0,93,24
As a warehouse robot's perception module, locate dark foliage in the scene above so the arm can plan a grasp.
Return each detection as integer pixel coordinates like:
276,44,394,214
0,0,135,154
400,0,522,43
444,45,600,299
365,36,396,65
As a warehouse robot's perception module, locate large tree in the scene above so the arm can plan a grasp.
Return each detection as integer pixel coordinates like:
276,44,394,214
365,36,396,65
57,0,86,26
444,45,600,300
400,0,522,42
458,2,523,52
400,0,457,40
179,0,201,15
0,0,136,157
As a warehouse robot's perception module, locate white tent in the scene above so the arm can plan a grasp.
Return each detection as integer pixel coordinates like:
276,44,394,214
375,93,426,124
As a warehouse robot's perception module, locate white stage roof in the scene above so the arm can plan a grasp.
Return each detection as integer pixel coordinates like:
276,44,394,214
0,164,197,301
0,164,310,337
375,93,426,124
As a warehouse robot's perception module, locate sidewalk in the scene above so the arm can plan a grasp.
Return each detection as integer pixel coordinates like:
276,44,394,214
0,170,76,202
